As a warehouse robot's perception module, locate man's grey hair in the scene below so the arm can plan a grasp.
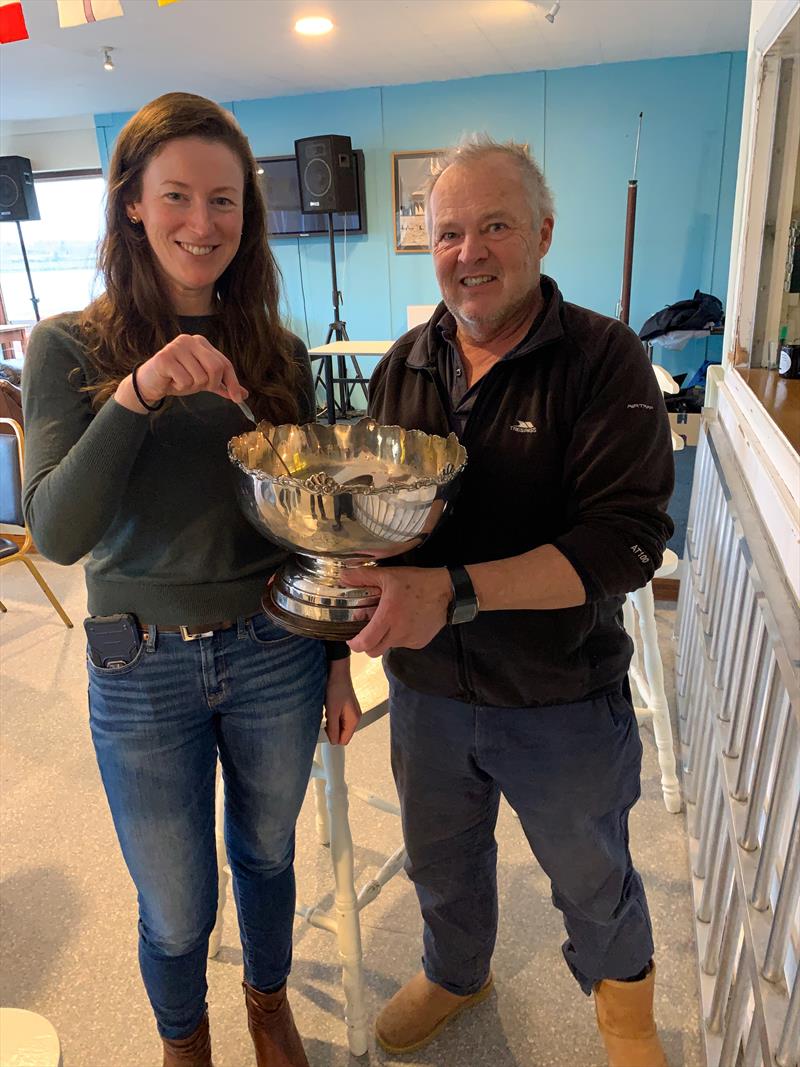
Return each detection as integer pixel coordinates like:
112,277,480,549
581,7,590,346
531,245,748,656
423,133,555,236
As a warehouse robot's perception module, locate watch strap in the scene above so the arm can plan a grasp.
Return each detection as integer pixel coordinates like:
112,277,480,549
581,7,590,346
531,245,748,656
446,565,479,624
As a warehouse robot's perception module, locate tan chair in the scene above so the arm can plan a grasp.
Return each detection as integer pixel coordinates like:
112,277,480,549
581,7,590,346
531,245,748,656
0,418,72,628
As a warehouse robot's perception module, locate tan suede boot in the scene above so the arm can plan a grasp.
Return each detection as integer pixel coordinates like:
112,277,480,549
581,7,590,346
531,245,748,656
375,970,494,1054
161,1013,213,1067
243,980,309,1067
594,964,668,1067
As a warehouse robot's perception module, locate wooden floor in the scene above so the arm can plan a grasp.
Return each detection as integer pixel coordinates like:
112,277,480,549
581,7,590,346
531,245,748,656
738,368,800,453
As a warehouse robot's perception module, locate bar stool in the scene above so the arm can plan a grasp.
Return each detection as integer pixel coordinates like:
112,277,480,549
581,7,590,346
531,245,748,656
295,701,406,1056
209,656,405,1057
625,546,682,813
622,362,683,813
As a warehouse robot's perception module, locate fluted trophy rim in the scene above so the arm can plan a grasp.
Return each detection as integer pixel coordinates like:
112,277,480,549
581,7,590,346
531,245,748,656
228,416,466,496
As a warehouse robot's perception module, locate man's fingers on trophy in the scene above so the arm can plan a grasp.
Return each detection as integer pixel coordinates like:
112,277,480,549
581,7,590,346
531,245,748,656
350,605,376,623
339,566,383,589
348,620,390,656
324,714,340,744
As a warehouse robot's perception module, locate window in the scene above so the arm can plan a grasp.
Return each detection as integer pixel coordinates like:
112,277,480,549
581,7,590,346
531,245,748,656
0,169,106,324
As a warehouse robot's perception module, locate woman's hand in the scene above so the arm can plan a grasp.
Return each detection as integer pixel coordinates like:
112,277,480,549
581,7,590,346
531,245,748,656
115,334,248,413
324,657,362,745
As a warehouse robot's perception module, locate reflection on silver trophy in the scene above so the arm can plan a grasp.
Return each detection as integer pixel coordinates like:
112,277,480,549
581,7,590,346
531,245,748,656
228,418,467,639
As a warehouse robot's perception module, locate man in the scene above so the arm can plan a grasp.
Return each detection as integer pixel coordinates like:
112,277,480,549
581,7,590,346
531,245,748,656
345,135,673,1067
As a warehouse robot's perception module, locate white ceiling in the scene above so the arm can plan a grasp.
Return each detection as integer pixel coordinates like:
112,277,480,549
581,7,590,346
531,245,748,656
0,0,751,123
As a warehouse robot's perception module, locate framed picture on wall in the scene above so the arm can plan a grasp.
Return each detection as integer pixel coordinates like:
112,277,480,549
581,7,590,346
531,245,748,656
392,150,447,253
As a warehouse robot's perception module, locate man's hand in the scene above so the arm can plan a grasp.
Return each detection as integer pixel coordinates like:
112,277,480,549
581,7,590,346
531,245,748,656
342,566,452,658
324,658,362,745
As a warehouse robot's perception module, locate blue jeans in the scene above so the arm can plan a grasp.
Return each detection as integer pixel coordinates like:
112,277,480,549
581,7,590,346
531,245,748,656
87,614,326,1039
388,673,654,996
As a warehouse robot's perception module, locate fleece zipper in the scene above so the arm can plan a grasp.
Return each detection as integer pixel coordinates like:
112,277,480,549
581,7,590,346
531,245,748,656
418,365,476,702
421,364,481,704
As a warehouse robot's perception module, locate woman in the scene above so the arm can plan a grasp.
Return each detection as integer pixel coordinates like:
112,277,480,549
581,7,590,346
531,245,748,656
22,92,361,1067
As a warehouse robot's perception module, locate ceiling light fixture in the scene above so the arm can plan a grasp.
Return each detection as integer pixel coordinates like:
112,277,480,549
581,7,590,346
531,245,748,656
295,16,333,36
102,47,114,71
545,1,560,23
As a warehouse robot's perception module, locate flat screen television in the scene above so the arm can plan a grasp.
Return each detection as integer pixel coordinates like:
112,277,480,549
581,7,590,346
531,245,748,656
256,150,367,238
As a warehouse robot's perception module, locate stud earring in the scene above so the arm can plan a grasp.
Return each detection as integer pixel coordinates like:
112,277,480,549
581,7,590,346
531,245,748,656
129,215,140,225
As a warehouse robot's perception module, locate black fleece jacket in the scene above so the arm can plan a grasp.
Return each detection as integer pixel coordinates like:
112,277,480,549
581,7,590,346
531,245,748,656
368,277,675,708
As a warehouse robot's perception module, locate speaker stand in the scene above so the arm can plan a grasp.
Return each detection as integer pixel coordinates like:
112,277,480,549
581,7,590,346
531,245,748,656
318,211,368,424
16,221,40,323
325,210,348,422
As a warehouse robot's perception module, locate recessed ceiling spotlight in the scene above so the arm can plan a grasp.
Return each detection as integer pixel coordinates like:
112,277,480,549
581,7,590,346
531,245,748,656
545,1,560,23
102,47,114,71
295,16,333,36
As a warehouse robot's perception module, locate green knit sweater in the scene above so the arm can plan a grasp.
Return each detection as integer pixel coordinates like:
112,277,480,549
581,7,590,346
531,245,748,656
22,312,315,626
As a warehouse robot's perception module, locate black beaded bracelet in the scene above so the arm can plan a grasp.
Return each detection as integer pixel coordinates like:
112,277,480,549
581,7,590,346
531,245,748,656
131,365,165,412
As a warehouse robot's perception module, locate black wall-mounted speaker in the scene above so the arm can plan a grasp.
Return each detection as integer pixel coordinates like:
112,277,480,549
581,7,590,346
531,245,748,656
0,156,40,222
294,135,358,214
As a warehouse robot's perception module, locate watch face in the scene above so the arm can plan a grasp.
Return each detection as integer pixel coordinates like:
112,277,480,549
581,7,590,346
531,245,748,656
450,598,478,625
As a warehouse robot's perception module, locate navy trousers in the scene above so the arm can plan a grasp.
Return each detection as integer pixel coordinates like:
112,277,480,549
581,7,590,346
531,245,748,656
388,672,654,996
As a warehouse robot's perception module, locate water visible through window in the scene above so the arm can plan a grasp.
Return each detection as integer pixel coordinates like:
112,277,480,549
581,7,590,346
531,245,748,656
0,173,106,323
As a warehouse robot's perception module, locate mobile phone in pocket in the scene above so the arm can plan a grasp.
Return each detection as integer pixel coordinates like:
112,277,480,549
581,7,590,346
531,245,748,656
84,614,141,668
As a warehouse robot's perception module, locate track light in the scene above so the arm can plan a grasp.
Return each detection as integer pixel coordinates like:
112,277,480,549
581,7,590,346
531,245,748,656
545,1,560,22
102,47,114,71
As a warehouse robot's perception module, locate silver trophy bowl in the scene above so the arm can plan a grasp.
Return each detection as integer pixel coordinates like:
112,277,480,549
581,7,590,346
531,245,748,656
229,418,467,639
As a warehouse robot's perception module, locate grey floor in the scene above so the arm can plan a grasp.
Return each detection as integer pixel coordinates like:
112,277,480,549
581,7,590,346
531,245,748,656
0,557,705,1067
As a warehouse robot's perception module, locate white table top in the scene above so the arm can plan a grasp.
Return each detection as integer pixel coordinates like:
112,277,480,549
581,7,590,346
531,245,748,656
308,340,394,357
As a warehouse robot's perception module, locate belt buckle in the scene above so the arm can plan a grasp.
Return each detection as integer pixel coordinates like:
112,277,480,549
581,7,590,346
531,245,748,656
179,625,215,642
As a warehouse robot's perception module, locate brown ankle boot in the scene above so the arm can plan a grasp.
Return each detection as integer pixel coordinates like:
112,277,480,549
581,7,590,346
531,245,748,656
594,964,667,1067
375,970,494,1054
161,1013,213,1067
243,980,309,1067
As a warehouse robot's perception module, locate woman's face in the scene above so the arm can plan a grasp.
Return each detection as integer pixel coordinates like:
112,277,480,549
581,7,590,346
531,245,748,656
127,136,245,316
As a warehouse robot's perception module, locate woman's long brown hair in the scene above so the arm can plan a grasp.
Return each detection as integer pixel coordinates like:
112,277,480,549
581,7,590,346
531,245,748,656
79,92,300,422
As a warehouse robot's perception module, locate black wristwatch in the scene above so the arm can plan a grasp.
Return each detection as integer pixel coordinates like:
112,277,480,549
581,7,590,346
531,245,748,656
446,565,479,625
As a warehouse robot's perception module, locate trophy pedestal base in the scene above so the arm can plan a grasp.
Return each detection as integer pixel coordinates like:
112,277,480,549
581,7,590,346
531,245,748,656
262,556,379,641
261,593,366,641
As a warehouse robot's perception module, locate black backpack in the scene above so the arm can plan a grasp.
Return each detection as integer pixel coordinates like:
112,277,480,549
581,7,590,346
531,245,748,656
639,290,723,342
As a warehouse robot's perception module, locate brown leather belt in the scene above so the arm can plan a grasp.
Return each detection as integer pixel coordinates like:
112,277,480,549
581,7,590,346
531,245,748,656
141,620,240,642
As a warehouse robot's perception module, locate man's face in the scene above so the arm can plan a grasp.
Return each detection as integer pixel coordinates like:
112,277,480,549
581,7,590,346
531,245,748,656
429,154,553,341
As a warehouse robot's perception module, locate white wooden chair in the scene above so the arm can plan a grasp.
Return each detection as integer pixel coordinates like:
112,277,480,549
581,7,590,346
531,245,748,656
625,546,682,813
623,363,683,813
209,656,405,1057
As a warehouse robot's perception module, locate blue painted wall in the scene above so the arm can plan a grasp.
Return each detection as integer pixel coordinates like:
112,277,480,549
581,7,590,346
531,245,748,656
95,51,745,382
